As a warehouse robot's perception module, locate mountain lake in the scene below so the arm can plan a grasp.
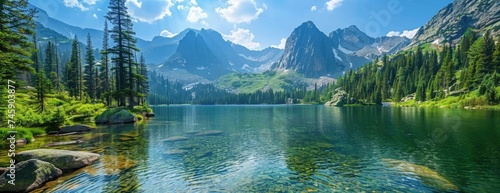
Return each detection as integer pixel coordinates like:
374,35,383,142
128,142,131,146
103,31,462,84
8,105,500,192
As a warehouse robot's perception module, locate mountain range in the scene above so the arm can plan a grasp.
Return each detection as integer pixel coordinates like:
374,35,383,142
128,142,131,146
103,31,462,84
30,0,500,86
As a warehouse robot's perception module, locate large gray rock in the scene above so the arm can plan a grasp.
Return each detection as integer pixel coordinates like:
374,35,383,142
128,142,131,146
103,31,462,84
16,149,100,170
59,124,92,134
95,108,136,124
325,90,349,107
0,159,62,192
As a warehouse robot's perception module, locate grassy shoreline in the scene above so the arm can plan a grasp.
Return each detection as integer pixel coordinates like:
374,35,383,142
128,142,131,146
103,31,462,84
0,90,152,148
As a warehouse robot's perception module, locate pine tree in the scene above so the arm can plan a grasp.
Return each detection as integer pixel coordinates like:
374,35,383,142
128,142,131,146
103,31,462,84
494,39,500,72
83,33,96,100
0,0,36,124
67,37,82,98
100,21,111,105
0,0,36,80
106,0,139,107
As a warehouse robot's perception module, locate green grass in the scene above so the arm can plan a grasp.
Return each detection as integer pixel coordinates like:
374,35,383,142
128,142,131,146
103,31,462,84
0,127,45,145
395,88,500,110
215,70,306,93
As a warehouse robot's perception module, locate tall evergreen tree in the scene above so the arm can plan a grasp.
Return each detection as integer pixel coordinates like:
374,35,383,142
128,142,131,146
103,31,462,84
83,33,96,100
0,0,36,124
106,0,138,107
66,37,82,98
140,54,149,105
100,21,111,105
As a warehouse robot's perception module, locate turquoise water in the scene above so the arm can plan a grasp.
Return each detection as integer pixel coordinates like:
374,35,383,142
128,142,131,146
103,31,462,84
31,105,500,192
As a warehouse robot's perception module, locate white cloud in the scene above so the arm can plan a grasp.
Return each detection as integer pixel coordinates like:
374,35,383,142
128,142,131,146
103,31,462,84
311,6,317,11
325,0,343,11
83,0,98,4
223,28,261,50
126,0,174,23
187,6,208,23
177,5,185,10
386,27,420,39
93,13,97,19
190,0,197,5
160,30,178,38
271,38,287,49
63,0,101,11
216,0,265,24
63,0,89,11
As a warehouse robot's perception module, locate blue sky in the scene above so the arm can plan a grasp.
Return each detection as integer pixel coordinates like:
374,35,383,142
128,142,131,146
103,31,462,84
29,0,453,50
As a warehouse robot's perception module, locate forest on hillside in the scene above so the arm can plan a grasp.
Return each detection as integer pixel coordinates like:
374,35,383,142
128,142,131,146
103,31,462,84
332,29,500,107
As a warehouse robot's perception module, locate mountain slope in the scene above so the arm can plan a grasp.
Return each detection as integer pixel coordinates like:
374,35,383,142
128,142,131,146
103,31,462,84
157,29,284,82
411,0,500,45
274,21,343,78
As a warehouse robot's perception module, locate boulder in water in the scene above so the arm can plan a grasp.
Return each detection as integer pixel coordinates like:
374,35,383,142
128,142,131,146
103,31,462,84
0,159,63,192
59,124,92,134
16,149,100,171
95,108,137,124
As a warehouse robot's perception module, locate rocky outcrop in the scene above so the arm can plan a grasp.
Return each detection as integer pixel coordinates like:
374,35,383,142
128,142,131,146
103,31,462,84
0,159,62,192
325,90,349,107
58,124,92,134
95,109,137,125
16,149,100,171
400,93,416,102
324,89,361,107
411,0,500,46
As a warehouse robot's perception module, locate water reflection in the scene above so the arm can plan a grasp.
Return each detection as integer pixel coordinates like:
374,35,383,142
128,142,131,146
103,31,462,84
7,105,498,192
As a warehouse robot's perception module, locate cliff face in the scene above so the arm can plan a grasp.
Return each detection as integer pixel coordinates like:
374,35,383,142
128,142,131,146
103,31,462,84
411,0,500,45
274,21,343,78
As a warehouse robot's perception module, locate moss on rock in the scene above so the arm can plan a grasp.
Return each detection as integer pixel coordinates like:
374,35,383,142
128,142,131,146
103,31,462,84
0,159,62,192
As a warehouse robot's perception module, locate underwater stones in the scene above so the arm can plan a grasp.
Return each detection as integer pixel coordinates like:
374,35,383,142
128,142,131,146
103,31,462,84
383,159,459,191
161,136,189,142
0,159,63,192
185,131,200,135
45,140,84,147
194,130,224,136
59,124,92,134
100,155,137,174
16,149,100,171
165,149,189,155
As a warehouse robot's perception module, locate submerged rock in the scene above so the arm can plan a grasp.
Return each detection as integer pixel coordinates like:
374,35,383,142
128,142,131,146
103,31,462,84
16,149,100,171
95,108,136,125
59,124,92,134
45,140,84,147
185,131,200,135
165,149,189,155
194,130,224,136
383,159,458,191
161,136,189,142
100,155,137,174
0,159,63,192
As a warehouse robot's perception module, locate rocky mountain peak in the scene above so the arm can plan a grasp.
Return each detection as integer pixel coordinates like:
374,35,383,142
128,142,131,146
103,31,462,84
411,0,500,46
274,21,343,78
